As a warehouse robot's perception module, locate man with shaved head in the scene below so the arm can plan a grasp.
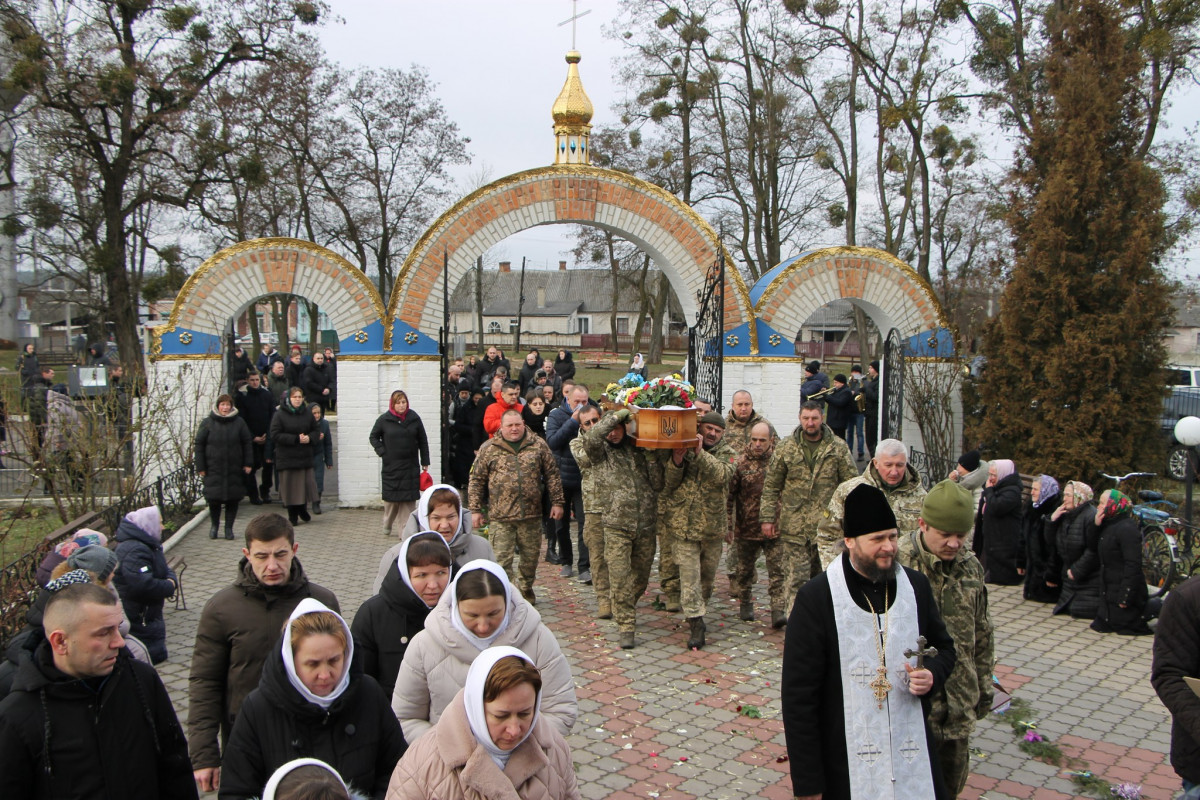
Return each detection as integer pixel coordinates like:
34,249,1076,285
0,583,195,799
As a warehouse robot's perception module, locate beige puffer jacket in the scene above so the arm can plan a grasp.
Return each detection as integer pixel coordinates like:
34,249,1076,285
386,690,580,800
390,592,577,744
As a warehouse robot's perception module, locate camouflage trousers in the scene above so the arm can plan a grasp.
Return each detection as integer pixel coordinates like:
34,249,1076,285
489,518,543,594
731,538,786,612
782,535,822,614
724,531,739,587
604,523,656,632
658,521,679,602
933,734,970,797
582,513,610,614
673,535,722,619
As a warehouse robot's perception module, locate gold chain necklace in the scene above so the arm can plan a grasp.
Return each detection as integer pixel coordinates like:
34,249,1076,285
862,584,892,709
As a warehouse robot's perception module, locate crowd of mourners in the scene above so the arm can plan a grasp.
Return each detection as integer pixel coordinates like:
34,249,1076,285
0,345,1171,800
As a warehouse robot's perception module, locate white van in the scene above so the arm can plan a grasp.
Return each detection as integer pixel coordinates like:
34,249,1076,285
1167,365,1200,387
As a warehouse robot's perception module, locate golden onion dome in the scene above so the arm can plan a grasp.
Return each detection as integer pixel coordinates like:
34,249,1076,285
551,51,593,128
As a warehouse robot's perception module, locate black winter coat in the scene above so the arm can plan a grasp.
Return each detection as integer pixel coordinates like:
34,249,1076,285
195,408,253,502
302,361,333,407
285,358,306,388
235,385,275,437
861,376,879,415
518,359,540,393
1091,515,1151,635
554,351,576,382
1022,495,1062,603
229,352,253,385
973,473,1024,585
218,645,405,800
112,517,176,664
1152,575,1200,784
545,399,584,489
824,385,856,430
0,646,196,800
350,559,436,700
1050,502,1101,619
270,401,320,472
369,410,430,503
17,351,38,389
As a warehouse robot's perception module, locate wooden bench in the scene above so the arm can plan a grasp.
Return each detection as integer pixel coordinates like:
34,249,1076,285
166,555,188,610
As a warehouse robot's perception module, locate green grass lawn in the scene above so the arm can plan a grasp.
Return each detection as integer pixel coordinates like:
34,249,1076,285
0,506,59,566
572,356,689,396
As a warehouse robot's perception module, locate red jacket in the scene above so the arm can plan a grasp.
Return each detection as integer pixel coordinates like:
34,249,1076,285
482,397,523,437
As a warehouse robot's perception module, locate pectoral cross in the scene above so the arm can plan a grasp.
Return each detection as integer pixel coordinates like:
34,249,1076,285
558,0,592,50
869,666,892,708
904,635,938,669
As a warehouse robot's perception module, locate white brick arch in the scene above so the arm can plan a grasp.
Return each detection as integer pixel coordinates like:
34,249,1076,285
387,164,755,350
754,247,949,340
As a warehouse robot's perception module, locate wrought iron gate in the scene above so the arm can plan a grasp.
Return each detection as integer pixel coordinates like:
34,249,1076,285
687,256,725,411
881,327,904,440
439,250,451,480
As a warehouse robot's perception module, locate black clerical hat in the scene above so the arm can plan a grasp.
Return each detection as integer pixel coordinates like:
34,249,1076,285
843,484,898,538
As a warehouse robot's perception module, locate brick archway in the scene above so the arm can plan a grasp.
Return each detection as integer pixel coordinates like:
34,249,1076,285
151,238,387,358
386,164,753,350
752,247,949,343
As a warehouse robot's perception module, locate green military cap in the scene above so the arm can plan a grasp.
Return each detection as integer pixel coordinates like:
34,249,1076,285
922,479,975,533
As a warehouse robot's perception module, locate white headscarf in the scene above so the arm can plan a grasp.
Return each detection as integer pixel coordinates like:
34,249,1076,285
463,646,542,770
281,598,354,710
417,483,467,546
397,530,453,609
448,560,514,650
261,758,348,800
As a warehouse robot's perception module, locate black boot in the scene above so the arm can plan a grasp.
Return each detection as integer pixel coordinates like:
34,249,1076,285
312,500,322,515
687,616,706,649
288,506,299,525
209,523,219,540
545,540,561,565
298,505,311,523
224,503,238,540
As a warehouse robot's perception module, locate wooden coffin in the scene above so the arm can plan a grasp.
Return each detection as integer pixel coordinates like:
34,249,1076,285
629,407,699,449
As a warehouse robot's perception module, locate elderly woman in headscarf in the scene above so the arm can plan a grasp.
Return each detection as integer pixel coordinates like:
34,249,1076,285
387,646,581,800
1048,481,1102,619
111,506,177,664
219,599,406,800
262,758,365,800
628,352,648,380
1022,475,1062,603
1089,490,1152,635
972,458,1024,585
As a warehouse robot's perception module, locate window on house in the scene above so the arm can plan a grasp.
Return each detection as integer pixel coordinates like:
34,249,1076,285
487,321,502,334
576,317,590,334
616,317,629,335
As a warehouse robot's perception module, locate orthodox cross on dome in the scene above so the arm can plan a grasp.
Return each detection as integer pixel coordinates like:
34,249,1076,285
558,0,592,51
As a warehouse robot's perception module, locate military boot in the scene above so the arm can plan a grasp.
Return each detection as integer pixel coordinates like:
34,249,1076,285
772,609,788,629
664,595,681,613
596,601,612,620
619,631,636,649
686,616,706,649
739,601,754,622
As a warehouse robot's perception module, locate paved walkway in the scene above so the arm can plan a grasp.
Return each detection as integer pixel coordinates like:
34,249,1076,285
157,500,1179,800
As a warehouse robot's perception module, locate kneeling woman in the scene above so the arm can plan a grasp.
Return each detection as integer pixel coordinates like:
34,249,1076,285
391,560,577,744
220,599,406,800
1090,490,1152,636
387,647,581,800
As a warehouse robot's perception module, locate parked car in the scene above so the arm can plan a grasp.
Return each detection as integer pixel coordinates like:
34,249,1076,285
1162,387,1200,480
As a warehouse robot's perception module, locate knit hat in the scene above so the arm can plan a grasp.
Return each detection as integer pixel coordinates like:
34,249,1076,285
842,484,898,538
700,411,726,429
68,545,119,583
869,360,880,373
834,374,847,384
851,364,862,374
957,449,982,472
921,480,976,534
806,360,820,374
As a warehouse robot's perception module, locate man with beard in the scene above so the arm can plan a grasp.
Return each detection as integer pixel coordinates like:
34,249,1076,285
782,484,956,800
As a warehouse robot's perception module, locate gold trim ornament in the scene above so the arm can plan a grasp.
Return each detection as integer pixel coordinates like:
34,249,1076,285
404,331,419,345
768,333,782,347
353,330,369,344
726,334,740,347
178,332,192,345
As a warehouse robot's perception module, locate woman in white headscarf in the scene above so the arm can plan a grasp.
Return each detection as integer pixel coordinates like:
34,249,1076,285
220,600,405,800
261,758,367,800
390,561,577,745
386,647,581,800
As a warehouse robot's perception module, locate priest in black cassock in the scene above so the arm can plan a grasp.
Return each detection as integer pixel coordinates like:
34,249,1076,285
782,483,956,800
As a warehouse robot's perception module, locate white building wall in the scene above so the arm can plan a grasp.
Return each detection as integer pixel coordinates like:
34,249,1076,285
142,359,224,480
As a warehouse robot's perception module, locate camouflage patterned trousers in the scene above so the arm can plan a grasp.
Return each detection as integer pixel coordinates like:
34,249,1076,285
933,734,970,797
731,538,785,612
582,513,610,614
604,523,656,633
657,520,679,603
673,535,722,619
782,535,822,614
489,517,543,594
724,530,739,590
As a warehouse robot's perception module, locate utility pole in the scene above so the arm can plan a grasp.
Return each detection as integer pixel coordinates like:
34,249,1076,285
514,257,526,353
0,37,27,343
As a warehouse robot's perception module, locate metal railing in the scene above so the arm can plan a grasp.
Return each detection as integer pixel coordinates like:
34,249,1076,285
908,447,956,491
1,463,201,645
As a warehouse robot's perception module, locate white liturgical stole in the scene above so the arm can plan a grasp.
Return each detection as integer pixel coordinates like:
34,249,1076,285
828,556,935,799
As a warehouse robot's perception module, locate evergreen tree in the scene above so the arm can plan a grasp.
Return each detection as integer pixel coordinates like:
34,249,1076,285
970,0,1172,482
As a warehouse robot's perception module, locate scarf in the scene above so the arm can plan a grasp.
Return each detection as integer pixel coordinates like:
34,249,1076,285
397,531,453,609
280,598,353,710
389,406,409,421
261,758,348,800
1099,490,1134,521
448,560,514,650
417,483,466,546
463,645,542,770
1067,480,1094,506
1033,475,1060,508
991,459,1016,481
124,506,162,542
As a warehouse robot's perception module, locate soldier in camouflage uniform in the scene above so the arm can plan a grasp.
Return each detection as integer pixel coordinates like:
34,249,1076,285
569,405,611,620
575,408,664,649
759,401,858,614
660,412,736,649
817,437,927,568
898,479,994,797
468,408,564,605
723,391,777,593
728,421,787,627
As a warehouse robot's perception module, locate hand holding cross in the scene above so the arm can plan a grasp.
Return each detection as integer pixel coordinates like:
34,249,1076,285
904,636,937,696
904,635,938,669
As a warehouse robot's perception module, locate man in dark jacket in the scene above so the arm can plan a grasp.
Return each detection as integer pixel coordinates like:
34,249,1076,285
863,360,881,457
0,583,197,800
1153,576,1200,797
187,513,338,793
228,346,253,391
301,351,333,410
235,372,276,504
545,383,594,580
824,374,856,439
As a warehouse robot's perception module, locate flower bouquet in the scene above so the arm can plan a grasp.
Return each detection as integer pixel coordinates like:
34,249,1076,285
608,374,698,449
610,374,694,409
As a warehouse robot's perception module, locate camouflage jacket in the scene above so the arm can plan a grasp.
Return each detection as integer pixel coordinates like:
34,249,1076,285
573,413,663,531
659,440,737,541
723,410,777,456
569,436,602,513
898,530,994,739
816,462,928,567
468,432,564,522
728,444,775,541
758,424,858,544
